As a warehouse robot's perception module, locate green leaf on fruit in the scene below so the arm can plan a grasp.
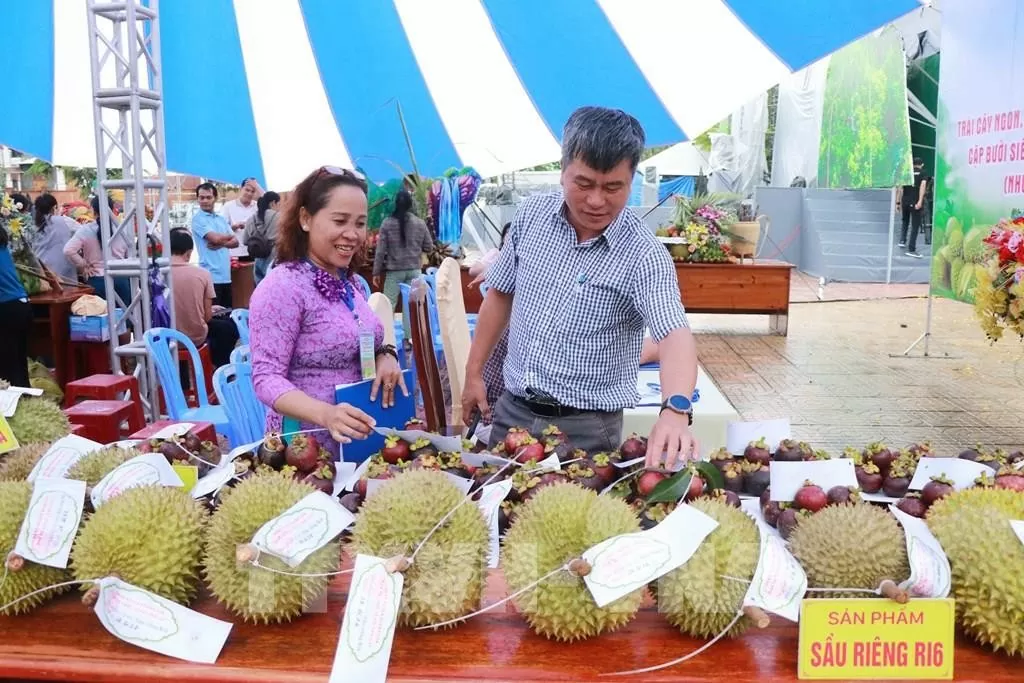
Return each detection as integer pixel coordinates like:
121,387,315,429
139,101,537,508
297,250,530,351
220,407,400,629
646,472,692,504
693,461,725,492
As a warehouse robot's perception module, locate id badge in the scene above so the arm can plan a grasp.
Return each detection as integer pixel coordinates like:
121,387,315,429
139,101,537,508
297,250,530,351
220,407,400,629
359,326,376,381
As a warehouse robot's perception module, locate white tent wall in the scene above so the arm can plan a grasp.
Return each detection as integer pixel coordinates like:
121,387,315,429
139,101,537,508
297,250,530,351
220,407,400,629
770,57,831,187
706,90,768,197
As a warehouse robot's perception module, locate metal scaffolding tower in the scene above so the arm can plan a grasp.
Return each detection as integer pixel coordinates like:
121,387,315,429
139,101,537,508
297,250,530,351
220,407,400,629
86,0,174,421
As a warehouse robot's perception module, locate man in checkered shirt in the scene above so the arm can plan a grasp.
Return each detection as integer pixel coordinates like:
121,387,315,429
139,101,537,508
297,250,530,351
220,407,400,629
462,106,699,470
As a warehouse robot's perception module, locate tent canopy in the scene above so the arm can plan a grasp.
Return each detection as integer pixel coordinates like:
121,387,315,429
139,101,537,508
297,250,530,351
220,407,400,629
0,0,920,190
642,142,711,177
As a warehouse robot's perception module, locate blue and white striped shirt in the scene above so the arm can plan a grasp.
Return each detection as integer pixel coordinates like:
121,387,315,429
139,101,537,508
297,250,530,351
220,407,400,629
487,192,689,412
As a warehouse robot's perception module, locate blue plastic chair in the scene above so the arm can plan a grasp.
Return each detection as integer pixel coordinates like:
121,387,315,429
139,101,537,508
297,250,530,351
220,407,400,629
144,328,238,447
353,273,371,299
213,363,267,445
230,345,251,365
230,309,250,345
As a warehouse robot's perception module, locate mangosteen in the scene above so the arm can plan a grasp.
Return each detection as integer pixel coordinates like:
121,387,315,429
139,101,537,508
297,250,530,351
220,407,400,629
865,443,897,476
762,500,783,528
158,438,188,463
742,464,771,496
638,502,677,530
410,438,438,460
882,472,910,498
591,452,618,485
257,433,287,470
339,492,362,514
708,447,736,474
855,462,883,493
709,489,741,508
566,461,604,491
896,494,927,519
619,433,648,462
776,508,804,540
773,439,805,462
181,430,203,454
743,438,772,467
721,463,744,493
826,485,857,506
959,445,985,462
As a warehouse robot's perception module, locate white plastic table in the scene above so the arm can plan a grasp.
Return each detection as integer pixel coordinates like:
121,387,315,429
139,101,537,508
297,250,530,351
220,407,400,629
622,365,740,455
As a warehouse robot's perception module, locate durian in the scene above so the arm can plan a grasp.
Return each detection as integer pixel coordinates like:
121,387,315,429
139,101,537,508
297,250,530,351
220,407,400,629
945,217,964,258
962,225,989,262
203,469,340,623
501,482,642,641
349,468,489,629
0,481,73,615
654,497,760,639
71,485,207,605
7,396,70,446
926,488,1024,656
788,503,909,599
0,442,51,481
66,446,138,488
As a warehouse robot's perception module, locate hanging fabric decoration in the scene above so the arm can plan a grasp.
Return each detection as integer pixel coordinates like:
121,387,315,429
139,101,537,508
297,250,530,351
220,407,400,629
428,167,483,253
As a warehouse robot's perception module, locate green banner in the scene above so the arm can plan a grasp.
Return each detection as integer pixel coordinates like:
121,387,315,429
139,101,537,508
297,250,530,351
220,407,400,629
817,28,914,190
931,0,1024,303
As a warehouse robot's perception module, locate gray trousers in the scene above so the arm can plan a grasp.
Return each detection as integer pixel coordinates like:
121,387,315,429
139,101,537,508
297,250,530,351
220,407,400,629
488,391,624,455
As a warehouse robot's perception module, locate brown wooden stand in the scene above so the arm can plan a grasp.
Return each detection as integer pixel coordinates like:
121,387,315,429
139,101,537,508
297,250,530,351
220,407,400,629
676,260,794,335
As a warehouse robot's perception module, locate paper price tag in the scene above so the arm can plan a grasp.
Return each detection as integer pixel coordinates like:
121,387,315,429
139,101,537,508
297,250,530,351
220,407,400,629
150,422,196,440
477,479,514,569
222,438,264,466
459,452,518,469
90,454,184,509
331,462,358,497
1011,520,1024,548
28,435,105,482
908,457,991,491
371,427,461,453
739,499,807,622
726,418,791,455
769,459,858,502
443,472,473,494
93,577,232,664
191,462,238,500
533,452,561,473
251,491,354,567
582,503,719,608
329,554,403,683
14,477,86,569
889,506,952,599
0,390,22,418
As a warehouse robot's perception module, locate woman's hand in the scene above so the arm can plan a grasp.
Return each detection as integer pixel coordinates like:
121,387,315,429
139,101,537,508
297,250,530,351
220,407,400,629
322,402,376,444
371,353,408,408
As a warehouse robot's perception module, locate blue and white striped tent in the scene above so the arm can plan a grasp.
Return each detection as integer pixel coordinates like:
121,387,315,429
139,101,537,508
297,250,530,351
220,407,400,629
0,0,921,189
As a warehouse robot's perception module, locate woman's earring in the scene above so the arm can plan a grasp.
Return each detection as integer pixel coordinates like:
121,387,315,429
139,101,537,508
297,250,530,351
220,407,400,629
302,224,309,232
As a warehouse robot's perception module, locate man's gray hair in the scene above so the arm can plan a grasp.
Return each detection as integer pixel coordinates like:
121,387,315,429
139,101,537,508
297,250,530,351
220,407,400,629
560,106,646,174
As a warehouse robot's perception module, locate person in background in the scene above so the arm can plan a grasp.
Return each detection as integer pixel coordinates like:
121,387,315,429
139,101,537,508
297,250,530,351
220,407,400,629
30,193,77,285
0,219,32,387
169,229,239,370
63,194,131,304
897,157,928,259
371,189,433,338
191,182,237,308
221,177,262,258
467,222,510,289
244,190,280,285
249,166,405,460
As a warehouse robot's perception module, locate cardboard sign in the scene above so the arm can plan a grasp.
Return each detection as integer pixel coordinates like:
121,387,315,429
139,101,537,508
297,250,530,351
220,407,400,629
798,599,955,679
0,415,19,454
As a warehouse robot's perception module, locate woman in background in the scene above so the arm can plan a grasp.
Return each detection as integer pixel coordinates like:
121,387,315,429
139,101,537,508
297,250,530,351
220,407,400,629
30,194,77,285
63,194,131,303
249,166,405,459
372,189,433,337
244,190,280,285
0,217,32,387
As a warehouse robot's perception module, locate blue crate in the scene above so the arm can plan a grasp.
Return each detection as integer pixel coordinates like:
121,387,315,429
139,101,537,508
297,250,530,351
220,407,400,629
69,308,126,342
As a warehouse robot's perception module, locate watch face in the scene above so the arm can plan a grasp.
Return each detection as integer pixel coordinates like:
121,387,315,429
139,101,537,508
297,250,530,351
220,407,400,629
669,395,691,411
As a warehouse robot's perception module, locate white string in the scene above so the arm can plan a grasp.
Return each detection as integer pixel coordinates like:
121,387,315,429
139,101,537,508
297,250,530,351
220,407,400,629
0,556,10,594
600,611,744,677
599,468,641,496
414,563,570,631
0,578,100,614
408,456,518,563
250,554,354,579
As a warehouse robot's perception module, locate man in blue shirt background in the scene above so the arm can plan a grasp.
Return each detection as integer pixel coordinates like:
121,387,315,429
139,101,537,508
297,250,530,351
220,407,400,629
190,182,238,308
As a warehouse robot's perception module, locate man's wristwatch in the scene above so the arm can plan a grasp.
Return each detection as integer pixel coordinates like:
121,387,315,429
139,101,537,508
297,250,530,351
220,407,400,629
660,394,694,425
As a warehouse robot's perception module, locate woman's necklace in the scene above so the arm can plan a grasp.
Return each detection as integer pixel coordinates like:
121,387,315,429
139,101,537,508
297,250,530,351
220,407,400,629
304,259,354,306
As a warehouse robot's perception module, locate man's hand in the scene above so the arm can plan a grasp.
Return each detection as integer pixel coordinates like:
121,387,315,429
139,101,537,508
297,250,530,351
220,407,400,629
462,372,490,425
468,272,486,289
914,203,922,211
645,410,698,471
372,275,383,291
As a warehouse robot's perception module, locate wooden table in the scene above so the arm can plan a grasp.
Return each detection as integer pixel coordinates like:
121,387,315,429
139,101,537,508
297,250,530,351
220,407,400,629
0,569,1016,682
676,260,794,335
27,286,95,388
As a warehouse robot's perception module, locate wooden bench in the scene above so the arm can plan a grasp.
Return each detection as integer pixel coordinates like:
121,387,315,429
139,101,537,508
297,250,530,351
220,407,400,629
675,260,794,335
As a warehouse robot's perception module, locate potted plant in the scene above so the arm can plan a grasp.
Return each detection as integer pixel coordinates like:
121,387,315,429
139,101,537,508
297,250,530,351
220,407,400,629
726,201,764,262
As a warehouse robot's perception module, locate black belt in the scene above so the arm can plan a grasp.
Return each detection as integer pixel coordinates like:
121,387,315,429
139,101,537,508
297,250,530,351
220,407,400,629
509,392,585,418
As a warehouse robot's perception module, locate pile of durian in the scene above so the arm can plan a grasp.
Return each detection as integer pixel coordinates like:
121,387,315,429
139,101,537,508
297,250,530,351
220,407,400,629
0,400,1022,662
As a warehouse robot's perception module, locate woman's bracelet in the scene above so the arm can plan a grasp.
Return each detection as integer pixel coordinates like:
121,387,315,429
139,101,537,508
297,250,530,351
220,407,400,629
375,343,398,361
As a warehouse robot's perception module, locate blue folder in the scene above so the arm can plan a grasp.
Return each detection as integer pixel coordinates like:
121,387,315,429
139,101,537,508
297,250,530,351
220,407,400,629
331,369,415,464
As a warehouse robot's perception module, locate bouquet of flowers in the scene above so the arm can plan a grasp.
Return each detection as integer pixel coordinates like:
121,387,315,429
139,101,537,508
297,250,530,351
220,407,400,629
655,193,738,263
973,210,1024,341
1,194,47,295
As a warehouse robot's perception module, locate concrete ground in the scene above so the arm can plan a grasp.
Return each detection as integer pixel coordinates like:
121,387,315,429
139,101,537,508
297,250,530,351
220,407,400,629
691,290,1024,456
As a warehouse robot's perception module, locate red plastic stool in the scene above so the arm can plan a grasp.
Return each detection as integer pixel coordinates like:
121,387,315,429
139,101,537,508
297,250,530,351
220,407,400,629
130,420,217,445
69,423,87,437
63,400,145,444
63,374,144,431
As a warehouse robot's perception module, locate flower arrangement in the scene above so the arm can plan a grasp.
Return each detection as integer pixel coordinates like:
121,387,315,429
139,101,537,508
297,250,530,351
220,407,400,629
655,193,741,263
1,194,47,294
974,210,1024,341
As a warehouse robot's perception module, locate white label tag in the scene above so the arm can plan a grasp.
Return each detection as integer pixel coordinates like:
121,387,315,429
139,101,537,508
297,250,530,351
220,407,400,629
1011,520,1024,548
908,457,992,490
27,435,106,483
888,506,952,598
359,327,376,381
93,577,232,664
222,438,264,466
329,554,403,683
371,427,462,453
533,452,561,472
0,390,21,418
331,462,358,497
726,418,791,455
459,452,519,469
149,422,196,440
739,499,807,622
477,479,514,569
90,454,185,509
14,477,86,569
443,472,473,494
191,462,238,500
251,491,354,567
769,459,858,501
859,491,902,504
582,503,719,608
